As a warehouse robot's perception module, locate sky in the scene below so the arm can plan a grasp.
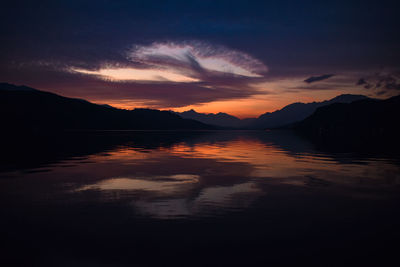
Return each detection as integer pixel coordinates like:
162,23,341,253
1,0,400,118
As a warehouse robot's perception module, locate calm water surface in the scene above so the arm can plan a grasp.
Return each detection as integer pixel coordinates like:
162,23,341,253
1,131,399,266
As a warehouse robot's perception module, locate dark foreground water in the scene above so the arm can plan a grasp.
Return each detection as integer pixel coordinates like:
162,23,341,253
1,130,400,266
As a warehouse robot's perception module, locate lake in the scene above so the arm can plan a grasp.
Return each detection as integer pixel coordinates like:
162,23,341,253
1,130,399,266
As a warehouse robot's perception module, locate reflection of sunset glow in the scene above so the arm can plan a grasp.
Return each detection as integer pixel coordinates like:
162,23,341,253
67,137,399,187
164,139,397,182
4,133,400,220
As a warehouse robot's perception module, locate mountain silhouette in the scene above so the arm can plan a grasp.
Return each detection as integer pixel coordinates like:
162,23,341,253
252,94,369,129
0,83,38,92
175,109,256,128
176,94,368,129
295,95,400,146
0,83,214,132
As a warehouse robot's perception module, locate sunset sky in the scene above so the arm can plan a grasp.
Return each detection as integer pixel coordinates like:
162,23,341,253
1,0,399,118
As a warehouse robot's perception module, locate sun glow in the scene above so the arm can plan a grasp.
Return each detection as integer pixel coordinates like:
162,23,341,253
71,67,199,82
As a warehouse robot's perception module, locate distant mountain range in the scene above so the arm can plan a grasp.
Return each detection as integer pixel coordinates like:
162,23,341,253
252,94,369,129
3,82,397,141
175,110,255,128
176,94,369,129
295,94,400,145
0,83,213,132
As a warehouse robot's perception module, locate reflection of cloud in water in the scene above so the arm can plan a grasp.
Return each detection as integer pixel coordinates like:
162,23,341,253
77,173,262,219
133,182,262,219
76,174,199,194
196,182,259,206
133,198,191,218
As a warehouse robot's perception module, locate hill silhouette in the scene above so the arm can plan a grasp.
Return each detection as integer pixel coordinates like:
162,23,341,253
0,83,213,132
252,94,368,129
295,95,400,147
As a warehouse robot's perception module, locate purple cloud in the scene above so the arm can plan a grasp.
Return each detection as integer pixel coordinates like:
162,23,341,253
357,70,400,96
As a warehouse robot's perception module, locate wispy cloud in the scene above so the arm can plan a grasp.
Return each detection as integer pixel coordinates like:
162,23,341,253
60,41,271,108
304,74,334,83
71,41,268,85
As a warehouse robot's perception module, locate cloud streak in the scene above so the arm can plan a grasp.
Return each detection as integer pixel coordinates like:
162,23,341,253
304,74,334,83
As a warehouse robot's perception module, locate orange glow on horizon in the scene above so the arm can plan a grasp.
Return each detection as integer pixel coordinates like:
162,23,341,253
48,73,369,118
93,86,365,118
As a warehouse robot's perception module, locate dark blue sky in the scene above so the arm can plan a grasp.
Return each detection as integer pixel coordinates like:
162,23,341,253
1,0,399,116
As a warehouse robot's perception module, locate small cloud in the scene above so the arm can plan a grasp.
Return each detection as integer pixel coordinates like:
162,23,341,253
304,74,334,83
356,78,366,85
356,70,400,96
376,90,387,96
385,82,400,90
